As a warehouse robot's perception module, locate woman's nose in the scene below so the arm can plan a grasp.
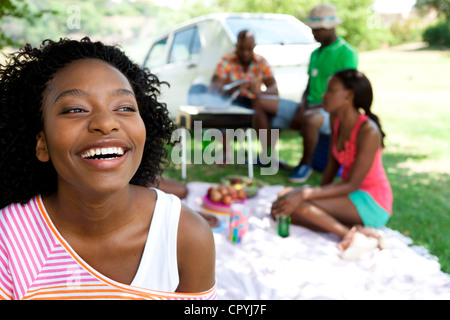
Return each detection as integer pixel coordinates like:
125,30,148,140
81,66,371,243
88,110,120,134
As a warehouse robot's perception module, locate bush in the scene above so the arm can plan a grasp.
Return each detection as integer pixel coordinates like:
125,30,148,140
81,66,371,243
389,17,423,46
423,20,450,47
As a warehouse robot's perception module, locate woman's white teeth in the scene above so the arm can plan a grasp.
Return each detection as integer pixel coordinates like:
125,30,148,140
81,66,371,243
81,147,125,159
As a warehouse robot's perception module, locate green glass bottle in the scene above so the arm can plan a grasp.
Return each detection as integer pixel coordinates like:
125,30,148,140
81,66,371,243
278,215,291,237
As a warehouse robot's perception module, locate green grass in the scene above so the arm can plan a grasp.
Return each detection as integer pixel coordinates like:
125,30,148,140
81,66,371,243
358,44,450,273
163,43,450,274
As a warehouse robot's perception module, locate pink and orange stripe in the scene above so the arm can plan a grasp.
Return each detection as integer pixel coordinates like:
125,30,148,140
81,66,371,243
0,196,216,300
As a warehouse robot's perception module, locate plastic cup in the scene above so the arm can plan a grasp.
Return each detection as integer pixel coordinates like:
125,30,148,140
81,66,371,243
229,203,249,243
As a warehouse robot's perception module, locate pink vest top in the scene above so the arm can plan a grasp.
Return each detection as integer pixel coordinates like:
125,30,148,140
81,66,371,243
332,114,393,214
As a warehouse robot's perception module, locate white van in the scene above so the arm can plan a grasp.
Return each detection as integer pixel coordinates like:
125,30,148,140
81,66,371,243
142,12,318,119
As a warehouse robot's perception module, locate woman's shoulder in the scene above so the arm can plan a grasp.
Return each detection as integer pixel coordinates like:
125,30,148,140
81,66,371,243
144,186,211,240
140,185,213,260
0,197,42,245
178,204,214,244
176,204,215,292
360,117,381,137
357,117,382,149
0,197,38,219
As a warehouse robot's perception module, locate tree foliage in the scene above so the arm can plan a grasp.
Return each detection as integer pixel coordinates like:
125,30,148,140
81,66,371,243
415,0,450,19
0,0,396,51
415,0,450,47
0,0,55,48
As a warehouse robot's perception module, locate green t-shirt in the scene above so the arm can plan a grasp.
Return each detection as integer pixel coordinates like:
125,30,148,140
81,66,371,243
307,36,358,104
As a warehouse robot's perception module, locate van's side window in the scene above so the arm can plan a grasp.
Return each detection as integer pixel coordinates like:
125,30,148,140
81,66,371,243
145,38,168,68
169,27,201,64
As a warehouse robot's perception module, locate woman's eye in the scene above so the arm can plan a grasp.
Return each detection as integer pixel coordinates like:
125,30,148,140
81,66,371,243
117,105,137,112
62,107,86,114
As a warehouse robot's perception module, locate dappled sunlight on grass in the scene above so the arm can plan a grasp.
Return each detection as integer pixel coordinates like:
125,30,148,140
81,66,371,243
382,149,449,272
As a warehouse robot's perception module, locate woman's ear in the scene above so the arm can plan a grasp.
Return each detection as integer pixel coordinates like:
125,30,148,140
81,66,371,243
36,131,50,162
345,89,355,103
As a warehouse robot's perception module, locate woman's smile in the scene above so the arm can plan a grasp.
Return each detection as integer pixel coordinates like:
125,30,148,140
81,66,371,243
77,140,131,170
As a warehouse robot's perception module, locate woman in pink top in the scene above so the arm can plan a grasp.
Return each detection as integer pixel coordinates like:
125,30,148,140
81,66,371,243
272,69,392,256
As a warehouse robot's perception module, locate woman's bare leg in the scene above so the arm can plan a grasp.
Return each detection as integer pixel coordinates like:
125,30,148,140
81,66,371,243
290,196,362,239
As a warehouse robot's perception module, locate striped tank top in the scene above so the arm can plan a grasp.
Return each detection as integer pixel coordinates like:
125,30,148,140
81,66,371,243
0,190,217,300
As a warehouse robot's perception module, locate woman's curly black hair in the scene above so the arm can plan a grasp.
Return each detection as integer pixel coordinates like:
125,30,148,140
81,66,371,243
0,37,176,209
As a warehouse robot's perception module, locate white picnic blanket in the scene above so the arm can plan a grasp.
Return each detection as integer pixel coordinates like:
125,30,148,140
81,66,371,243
182,182,450,300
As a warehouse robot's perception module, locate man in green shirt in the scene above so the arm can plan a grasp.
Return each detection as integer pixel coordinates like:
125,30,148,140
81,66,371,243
289,3,358,182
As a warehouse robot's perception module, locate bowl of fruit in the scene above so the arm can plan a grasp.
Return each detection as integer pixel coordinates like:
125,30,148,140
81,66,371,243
201,184,247,220
221,175,263,198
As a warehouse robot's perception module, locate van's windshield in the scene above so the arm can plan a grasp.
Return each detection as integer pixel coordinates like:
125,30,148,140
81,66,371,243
225,16,314,45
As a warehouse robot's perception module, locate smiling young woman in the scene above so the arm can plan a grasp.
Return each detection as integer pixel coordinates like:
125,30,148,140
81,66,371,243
0,38,216,300
37,59,146,197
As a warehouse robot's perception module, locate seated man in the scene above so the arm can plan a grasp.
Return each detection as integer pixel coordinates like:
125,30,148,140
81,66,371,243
289,3,358,182
210,29,297,169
